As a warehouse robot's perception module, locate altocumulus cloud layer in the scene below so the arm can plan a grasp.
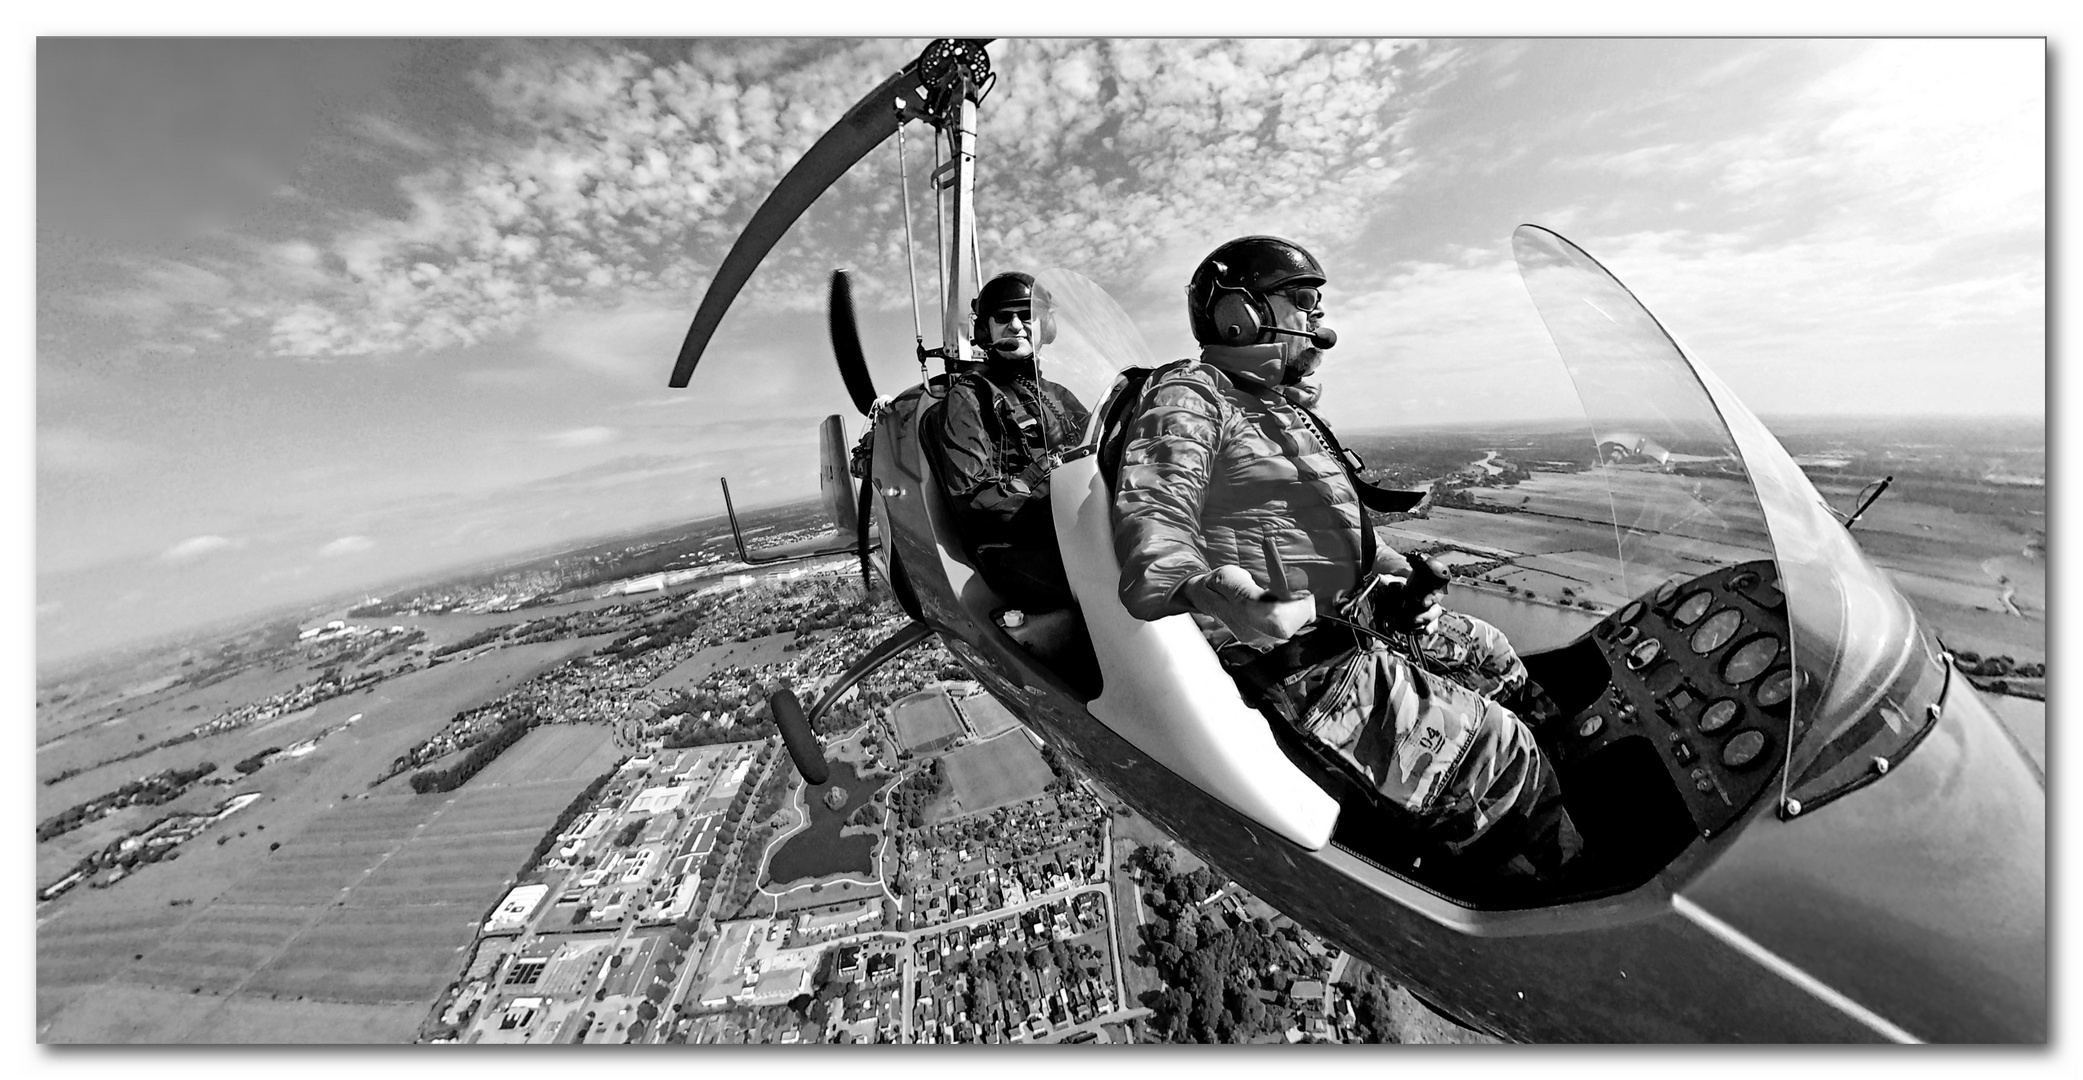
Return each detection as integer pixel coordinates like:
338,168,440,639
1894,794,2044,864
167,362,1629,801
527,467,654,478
116,39,1451,361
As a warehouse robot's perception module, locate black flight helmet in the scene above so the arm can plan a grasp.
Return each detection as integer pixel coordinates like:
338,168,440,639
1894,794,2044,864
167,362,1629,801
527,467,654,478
971,271,1057,347
1187,235,1327,347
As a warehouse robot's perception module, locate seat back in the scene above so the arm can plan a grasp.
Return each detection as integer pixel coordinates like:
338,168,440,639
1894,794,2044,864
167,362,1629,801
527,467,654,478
1050,391,1341,850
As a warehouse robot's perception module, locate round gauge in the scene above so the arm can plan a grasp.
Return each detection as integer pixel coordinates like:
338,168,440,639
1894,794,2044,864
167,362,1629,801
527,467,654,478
1655,579,1681,605
1755,667,1794,709
1672,591,1714,627
1728,571,1758,591
1722,636,1781,684
1615,625,1641,645
1618,600,1645,625
1576,715,1604,738
1626,638,1663,670
1698,698,1740,734
1721,729,1770,769
1690,609,1743,654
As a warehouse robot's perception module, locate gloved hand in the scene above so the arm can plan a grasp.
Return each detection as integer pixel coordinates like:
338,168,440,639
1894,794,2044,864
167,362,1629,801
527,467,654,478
1372,577,1445,634
1183,565,1315,649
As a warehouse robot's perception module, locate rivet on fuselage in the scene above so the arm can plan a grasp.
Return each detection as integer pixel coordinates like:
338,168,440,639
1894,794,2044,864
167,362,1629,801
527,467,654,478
1873,757,1890,775
1783,798,1803,817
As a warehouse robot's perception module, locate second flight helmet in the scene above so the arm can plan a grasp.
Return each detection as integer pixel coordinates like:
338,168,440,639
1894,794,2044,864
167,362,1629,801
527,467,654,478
1186,235,1326,347
971,271,1058,351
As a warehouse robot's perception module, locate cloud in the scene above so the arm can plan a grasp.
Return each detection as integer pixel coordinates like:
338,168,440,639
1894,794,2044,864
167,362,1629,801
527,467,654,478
544,426,617,448
39,427,138,474
48,37,2039,420
350,112,442,157
70,257,235,332
159,535,241,563
318,535,375,557
78,39,1463,362
531,297,691,380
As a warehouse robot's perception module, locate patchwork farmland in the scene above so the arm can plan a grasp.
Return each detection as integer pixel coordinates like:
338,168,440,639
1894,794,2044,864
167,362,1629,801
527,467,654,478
38,759,610,1043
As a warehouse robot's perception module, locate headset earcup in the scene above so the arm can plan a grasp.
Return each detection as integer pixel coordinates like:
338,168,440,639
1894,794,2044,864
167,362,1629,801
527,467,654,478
1208,293,1262,345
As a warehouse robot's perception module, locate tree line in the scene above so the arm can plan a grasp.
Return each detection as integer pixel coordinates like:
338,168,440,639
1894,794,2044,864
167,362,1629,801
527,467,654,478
407,715,537,794
37,761,221,842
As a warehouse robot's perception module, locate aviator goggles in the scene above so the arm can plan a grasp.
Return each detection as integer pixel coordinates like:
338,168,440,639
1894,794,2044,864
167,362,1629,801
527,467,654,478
1270,286,1323,312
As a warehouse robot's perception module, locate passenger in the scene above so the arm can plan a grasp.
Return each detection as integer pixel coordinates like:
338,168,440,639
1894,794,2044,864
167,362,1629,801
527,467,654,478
1110,235,1580,881
924,271,1092,636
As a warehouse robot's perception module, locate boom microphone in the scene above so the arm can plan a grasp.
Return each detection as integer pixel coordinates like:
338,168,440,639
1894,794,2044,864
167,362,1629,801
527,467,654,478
1265,324,1337,349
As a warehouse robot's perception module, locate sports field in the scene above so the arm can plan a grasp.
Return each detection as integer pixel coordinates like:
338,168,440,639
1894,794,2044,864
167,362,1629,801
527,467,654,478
940,732,1054,819
890,688,964,753
953,691,1021,738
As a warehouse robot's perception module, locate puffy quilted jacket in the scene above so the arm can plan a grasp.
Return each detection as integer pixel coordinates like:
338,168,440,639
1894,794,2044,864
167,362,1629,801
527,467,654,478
1113,344,1371,621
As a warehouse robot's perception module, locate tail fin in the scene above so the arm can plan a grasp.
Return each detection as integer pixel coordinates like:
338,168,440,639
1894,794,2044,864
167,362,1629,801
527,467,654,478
819,414,858,534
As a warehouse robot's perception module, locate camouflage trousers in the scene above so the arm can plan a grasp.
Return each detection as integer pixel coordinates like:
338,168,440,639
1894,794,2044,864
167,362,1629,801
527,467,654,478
1269,637,1580,874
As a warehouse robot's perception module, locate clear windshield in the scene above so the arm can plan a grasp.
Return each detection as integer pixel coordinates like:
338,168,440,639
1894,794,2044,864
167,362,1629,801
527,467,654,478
1511,225,1943,809
1029,267,1158,423
1512,229,1778,595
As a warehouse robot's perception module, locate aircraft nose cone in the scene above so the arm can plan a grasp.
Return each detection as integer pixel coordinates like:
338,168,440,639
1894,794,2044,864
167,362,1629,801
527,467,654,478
1684,685,2045,1043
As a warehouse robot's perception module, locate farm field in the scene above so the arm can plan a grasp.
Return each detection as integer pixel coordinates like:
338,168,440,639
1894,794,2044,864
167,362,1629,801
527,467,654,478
1390,467,2045,668
37,635,609,829
889,688,963,753
940,731,1054,819
464,723,620,788
39,756,601,1042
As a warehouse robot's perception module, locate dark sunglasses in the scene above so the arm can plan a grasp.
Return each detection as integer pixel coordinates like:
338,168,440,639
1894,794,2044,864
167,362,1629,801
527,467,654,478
1272,286,1322,311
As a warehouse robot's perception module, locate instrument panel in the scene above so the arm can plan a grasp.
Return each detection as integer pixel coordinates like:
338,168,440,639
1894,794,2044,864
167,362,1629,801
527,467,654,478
1550,560,1791,837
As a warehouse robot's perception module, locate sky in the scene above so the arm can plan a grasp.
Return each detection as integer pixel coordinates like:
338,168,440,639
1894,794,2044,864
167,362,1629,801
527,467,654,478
31,35,2046,668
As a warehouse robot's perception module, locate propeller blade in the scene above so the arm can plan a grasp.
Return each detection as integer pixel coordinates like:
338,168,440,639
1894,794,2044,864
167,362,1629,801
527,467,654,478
668,61,925,388
829,270,879,415
856,439,877,594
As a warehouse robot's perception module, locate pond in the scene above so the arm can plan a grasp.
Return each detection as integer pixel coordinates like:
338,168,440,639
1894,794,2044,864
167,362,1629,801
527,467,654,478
1445,583,1603,655
765,758,887,886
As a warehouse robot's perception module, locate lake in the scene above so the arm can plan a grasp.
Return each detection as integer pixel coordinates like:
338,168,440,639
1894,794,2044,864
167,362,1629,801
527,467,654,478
765,759,886,885
1445,584,1603,655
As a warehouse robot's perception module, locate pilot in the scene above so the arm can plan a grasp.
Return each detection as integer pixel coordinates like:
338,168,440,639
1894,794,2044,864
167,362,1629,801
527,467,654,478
1110,235,1580,882
925,271,1092,635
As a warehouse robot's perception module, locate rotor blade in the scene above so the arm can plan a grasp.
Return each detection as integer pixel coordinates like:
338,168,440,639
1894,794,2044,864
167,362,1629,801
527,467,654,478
667,61,925,388
830,270,879,415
